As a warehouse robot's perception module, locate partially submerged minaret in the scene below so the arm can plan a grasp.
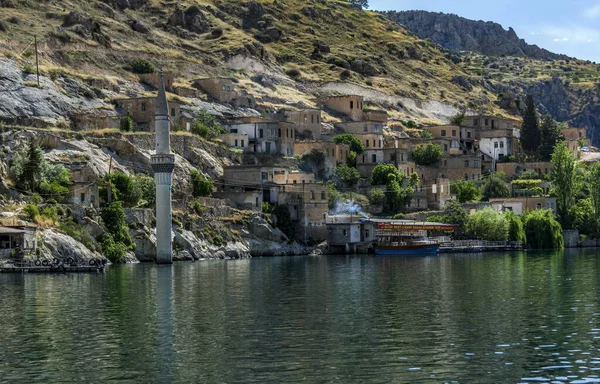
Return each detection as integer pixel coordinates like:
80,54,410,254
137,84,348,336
151,70,175,264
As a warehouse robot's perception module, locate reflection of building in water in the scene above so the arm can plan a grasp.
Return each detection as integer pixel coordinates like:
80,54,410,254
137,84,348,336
156,266,175,382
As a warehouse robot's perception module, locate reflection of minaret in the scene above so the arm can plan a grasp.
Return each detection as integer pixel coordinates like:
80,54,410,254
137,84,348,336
152,71,175,264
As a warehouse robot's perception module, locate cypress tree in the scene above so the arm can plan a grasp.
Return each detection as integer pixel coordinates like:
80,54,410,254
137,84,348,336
521,95,541,156
21,140,43,192
539,115,562,161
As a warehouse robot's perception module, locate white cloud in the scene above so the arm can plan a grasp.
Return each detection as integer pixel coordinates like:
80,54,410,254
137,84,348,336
542,26,600,44
584,4,600,19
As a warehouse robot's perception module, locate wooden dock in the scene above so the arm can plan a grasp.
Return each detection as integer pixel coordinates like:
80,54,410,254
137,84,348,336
439,240,524,253
0,260,106,273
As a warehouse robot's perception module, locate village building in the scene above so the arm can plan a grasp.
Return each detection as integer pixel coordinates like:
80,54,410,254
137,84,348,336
463,115,520,131
219,133,250,151
69,163,101,208
192,77,234,103
460,126,477,151
115,97,181,132
363,109,388,124
426,125,461,154
139,71,175,92
69,109,119,131
320,95,364,122
217,166,328,240
478,128,520,163
409,177,452,211
223,117,295,156
489,197,557,216
294,141,350,174
0,225,37,258
561,127,590,155
268,109,322,139
326,216,377,253
496,162,553,180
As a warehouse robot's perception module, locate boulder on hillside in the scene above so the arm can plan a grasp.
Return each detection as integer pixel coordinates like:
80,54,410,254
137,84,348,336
242,1,265,30
452,76,473,91
169,5,211,34
130,20,149,34
254,27,282,43
350,59,378,76
40,229,106,264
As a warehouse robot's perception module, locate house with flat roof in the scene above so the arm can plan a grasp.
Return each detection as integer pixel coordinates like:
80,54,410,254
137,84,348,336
0,225,37,259
224,117,295,156
115,97,181,132
268,109,323,140
192,77,234,103
320,95,364,122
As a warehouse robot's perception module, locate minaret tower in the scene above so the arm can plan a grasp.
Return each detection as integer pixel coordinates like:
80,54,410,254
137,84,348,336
151,70,175,264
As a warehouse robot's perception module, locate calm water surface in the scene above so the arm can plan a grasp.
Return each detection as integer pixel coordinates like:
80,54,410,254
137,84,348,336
2,250,600,383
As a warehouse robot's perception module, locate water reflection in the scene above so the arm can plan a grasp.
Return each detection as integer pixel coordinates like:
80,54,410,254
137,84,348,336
2,251,600,382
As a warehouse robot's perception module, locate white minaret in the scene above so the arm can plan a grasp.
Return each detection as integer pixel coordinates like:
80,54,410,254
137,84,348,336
151,71,175,264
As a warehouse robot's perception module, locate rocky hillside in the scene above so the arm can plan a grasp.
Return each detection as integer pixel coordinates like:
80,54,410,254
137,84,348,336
0,0,599,139
381,10,568,61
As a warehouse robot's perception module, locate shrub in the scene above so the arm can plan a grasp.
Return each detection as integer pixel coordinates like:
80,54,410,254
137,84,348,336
192,110,224,139
334,164,360,188
523,209,564,249
403,120,418,128
120,114,133,132
411,143,443,166
190,170,214,197
420,130,433,139
22,203,39,221
286,68,301,78
466,208,509,241
333,134,364,154
368,188,385,207
130,59,156,74
23,64,35,74
190,200,206,215
101,234,127,263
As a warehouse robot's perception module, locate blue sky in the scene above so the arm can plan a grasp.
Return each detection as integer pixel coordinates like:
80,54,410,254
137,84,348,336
369,0,600,62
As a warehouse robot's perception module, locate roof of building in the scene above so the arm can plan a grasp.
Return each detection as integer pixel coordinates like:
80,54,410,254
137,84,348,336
0,226,26,234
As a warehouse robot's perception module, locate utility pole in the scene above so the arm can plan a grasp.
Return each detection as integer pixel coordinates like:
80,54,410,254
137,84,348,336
34,35,40,87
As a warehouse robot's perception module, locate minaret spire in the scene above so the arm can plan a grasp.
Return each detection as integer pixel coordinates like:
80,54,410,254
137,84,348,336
151,69,175,264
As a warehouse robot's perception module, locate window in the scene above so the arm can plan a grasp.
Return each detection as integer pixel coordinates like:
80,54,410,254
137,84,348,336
474,160,479,167
259,129,263,138
365,140,369,148
141,103,146,112
465,174,468,180
494,142,498,148
234,139,238,146
485,119,489,126
293,180,297,184
365,230,369,239
472,174,475,180
231,129,238,133
286,129,289,138
343,229,347,236
241,140,245,148
363,126,368,132
452,130,456,136
444,144,448,152
171,108,175,117
500,141,504,148
311,115,314,124
467,131,472,138
444,160,447,166
474,119,479,126
80,193,85,203
321,191,326,200
350,101,354,109
222,85,226,91
536,203,542,209
372,140,376,147
371,154,376,163
464,160,469,167
379,140,382,148
226,86,231,92
441,130,447,136
311,191,315,200
278,128,281,137
401,154,404,161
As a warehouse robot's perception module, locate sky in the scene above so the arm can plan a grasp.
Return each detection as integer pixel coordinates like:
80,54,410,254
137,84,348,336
369,0,600,62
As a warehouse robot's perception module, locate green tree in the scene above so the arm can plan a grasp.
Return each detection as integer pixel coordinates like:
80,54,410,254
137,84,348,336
333,134,365,154
368,188,385,207
571,198,598,237
523,209,564,249
466,208,509,241
429,200,469,238
107,172,140,207
370,163,400,185
411,143,443,166
504,210,526,243
346,150,357,168
190,170,214,197
481,173,510,200
334,164,360,188
538,115,563,161
135,175,155,207
521,94,541,156
327,181,342,210
588,162,600,228
21,141,44,192
449,108,466,127
100,200,133,263
451,180,480,203
420,130,433,139
370,164,418,212
551,141,578,229
192,110,224,139
120,114,133,132
130,59,156,74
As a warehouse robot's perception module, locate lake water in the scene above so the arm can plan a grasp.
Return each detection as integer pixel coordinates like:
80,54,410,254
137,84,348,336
2,250,600,383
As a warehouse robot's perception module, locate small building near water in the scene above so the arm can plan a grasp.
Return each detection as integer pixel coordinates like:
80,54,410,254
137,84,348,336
0,225,37,258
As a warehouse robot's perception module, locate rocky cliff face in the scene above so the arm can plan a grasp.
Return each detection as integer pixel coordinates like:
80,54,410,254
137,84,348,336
382,11,568,61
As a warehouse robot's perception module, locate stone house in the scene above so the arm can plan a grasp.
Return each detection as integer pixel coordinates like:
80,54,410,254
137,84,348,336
415,153,482,183
219,133,249,151
363,109,388,124
268,109,322,139
426,125,461,154
139,71,175,92
294,141,350,174
192,77,234,103
495,162,553,180
409,177,451,211
356,132,385,178
69,164,100,208
326,216,377,253
218,166,328,240
115,97,181,132
335,120,385,135
0,225,37,258
478,128,520,163
561,127,590,155
224,117,295,156
464,115,520,130
69,109,119,131
320,95,364,121
489,197,557,216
